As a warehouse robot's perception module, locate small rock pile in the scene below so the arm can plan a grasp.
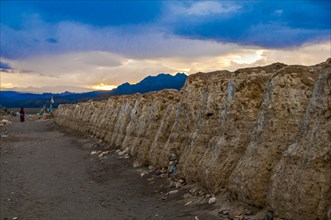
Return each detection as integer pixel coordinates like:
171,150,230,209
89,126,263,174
115,147,130,159
152,153,179,178
90,150,111,159
0,119,12,127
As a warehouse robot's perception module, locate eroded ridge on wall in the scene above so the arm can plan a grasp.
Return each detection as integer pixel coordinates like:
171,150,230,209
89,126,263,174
55,59,331,219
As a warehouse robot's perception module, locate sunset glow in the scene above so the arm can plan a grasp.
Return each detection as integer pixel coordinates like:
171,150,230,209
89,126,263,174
0,82,13,89
91,83,117,91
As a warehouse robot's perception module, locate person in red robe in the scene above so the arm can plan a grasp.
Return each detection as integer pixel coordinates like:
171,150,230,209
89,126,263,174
19,108,25,122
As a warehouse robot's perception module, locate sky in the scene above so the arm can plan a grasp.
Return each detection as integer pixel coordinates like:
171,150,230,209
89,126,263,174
0,0,330,93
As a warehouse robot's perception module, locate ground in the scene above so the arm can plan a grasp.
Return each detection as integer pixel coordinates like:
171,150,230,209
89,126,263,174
0,118,219,220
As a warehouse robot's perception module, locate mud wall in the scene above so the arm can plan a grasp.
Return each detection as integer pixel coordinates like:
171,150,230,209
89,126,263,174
55,59,331,219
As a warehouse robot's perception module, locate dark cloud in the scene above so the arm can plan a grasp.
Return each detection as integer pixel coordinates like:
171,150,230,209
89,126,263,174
0,1,330,60
46,38,58,44
21,69,35,73
0,61,13,72
0,1,162,27
0,61,12,69
168,1,331,48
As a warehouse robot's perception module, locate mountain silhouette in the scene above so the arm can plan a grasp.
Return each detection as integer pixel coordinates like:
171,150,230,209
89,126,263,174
111,73,187,95
0,73,187,108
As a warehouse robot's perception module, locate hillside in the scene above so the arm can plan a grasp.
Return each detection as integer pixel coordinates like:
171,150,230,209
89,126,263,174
111,73,187,95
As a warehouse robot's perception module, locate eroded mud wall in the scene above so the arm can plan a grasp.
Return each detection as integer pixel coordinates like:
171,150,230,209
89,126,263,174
55,59,331,219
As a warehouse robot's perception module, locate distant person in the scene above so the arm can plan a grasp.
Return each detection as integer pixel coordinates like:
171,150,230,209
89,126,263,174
19,108,25,122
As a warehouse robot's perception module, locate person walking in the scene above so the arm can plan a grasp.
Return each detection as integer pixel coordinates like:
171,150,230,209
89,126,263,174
19,107,25,122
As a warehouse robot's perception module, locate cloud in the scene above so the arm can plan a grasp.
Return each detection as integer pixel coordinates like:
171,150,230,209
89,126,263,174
178,1,240,16
1,0,330,60
242,23,330,47
46,38,58,44
6,51,125,77
163,1,330,48
0,61,12,70
0,18,246,60
0,61,14,73
1,39,329,92
1,85,92,93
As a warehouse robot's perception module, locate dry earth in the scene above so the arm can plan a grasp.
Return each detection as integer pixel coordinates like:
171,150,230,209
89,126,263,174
1,119,220,220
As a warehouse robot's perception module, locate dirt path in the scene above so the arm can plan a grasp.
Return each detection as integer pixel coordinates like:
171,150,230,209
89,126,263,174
1,119,217,220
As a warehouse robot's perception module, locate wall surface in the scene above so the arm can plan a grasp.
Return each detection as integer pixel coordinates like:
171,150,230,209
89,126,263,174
55,59,331,219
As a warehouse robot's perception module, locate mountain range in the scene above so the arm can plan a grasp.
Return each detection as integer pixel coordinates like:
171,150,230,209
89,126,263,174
0,73,187,108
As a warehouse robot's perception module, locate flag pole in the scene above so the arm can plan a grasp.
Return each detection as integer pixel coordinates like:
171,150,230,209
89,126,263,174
50,96,54,114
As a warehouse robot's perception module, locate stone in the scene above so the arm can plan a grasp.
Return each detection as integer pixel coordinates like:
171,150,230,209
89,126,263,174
132,160,142,168
155,169,161,176
175,182,182,189
234,215,244,220
118,147,129,156
1,119,12,125
90,151,97,155
139,170,148,177
91,151,102,156
208,196,216,204
198,190,205,196
221,210,230,215
169,153,177,161
98,151,110,158
169,181,176,188
189,187,197,195
147,177,154,182
184,201,192,206
167,190,178,195
160,167,167,174
230,211,243,219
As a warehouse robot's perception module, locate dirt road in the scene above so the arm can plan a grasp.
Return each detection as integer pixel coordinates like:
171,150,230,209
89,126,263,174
1,119,217,220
